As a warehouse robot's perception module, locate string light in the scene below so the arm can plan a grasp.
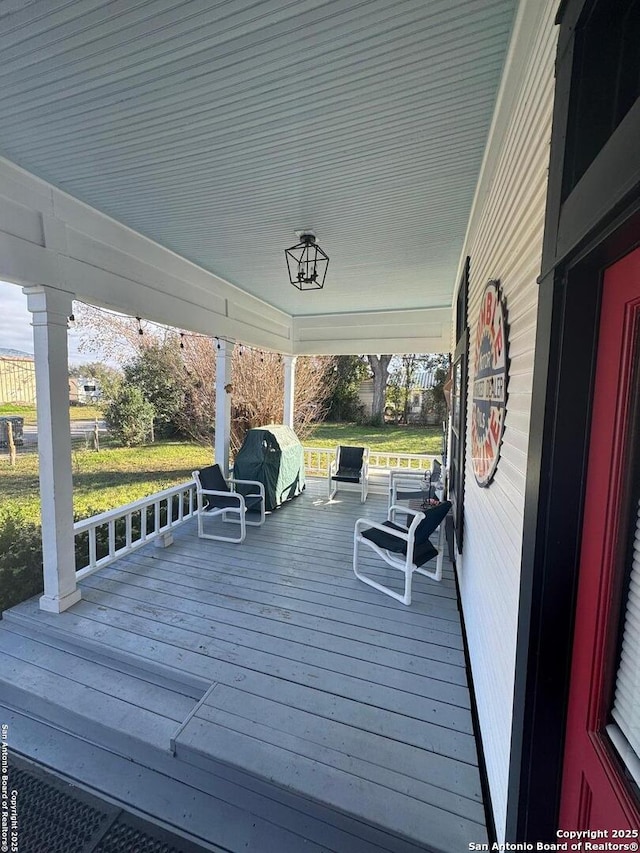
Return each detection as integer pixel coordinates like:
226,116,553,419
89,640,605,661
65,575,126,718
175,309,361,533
74,304,281,360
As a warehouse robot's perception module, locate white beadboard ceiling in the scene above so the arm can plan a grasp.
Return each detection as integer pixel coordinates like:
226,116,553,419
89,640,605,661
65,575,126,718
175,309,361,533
0,0,516,318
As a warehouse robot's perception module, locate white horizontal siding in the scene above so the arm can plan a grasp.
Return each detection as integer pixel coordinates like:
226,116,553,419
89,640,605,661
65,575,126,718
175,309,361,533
453,0,559,839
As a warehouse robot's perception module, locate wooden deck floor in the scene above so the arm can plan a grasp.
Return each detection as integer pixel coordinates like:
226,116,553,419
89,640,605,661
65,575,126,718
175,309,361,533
1,480,487,852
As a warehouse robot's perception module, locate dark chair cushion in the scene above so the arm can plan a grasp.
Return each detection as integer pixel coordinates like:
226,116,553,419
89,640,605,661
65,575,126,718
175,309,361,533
414,500,451,543
338,446,365,470
332,468,363,483
361,520,411,554
197,465,238,510
333,446,366,482
198,464,229,493
360,501,451,568
233,479,264,513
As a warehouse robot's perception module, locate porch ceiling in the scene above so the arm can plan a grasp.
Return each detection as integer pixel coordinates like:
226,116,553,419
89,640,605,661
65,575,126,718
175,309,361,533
0,0,516,319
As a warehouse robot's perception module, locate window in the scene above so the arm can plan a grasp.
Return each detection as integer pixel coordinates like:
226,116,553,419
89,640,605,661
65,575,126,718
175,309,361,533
607,496,640,790
564,0,640,193
449,258,469,553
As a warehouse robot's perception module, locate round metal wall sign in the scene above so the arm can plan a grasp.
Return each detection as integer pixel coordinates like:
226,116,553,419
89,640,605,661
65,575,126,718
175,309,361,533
471,280,508,486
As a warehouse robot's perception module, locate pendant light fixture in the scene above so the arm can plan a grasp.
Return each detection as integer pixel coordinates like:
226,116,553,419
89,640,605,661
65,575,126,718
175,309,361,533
285,231,329,291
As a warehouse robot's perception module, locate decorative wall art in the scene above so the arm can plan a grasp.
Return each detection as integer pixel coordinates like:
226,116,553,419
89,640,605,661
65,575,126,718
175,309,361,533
471,280,509,486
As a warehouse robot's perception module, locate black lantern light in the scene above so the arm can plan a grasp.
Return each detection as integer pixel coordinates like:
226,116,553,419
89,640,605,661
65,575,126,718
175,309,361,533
285,232,329,291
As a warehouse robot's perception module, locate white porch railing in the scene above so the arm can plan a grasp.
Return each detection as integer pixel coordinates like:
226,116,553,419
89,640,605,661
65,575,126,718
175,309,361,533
303,446,436,477
74,480,197,580
73,450,437,579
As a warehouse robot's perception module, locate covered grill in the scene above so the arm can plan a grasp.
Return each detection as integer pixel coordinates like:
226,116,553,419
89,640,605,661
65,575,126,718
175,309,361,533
232,424,305,511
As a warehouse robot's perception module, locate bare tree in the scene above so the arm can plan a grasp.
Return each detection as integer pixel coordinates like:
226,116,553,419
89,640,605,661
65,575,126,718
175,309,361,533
177,334,216,442
231,349,335,452
75,303,167,363
74,302,335,450
366,355,392,424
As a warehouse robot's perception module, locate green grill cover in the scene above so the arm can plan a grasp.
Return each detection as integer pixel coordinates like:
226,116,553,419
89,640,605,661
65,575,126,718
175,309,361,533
233,424,306,511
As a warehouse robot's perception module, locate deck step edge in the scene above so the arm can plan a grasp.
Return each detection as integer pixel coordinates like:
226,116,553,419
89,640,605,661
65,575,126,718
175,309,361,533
2,609,208,698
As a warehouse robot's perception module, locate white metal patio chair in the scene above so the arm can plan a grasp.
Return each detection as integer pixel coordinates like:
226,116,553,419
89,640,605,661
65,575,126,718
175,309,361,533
388,462,444,513
328,445,369,502
353,500,451,605
193,464,265,543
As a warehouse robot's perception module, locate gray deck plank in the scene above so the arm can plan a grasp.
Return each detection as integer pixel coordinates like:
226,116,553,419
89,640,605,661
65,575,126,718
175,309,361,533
1,481,486,852
80,573,470,690
195,680,484,813
5,602,478,763
86,560,466,666
167,529,460,601
0,641,179,751
177,713,485,851
66,592,475,736
162,523,460,612
0,625,195,721
165,543,460,619
117,547,463,636
2,706,388,853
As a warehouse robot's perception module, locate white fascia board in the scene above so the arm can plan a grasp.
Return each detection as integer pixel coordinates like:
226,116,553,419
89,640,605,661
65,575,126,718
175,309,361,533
0,156,454,355
292,307,451,355
0,156,292,352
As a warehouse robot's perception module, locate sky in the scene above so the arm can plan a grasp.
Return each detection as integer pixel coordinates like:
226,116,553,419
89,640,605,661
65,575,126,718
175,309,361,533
0,279,83,362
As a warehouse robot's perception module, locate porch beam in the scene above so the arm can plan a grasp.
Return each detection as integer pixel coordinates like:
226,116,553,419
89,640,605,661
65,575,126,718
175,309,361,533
23,285,80,613
215,338,233,478
283,355,297,429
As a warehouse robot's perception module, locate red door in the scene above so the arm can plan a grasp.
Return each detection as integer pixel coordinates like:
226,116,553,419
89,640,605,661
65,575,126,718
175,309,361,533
560,247,640,829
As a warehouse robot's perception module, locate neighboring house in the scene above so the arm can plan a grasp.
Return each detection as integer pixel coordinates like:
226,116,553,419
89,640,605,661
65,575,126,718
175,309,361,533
406,368,439,422
357,369,438,421
355,377,374,418
0,0,638,846
0,351,36,405
69,376,100,405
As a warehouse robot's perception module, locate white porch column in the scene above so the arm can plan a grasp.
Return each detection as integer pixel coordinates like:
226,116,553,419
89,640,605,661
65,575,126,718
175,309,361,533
215,338,233,477
23,285,81,613
283,355,297,430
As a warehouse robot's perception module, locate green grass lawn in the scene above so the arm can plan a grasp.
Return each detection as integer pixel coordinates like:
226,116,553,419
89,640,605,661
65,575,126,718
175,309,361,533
1,422,442,524
0,403,103,424
1,441,213,524
0,404,37,425
307,422,443,454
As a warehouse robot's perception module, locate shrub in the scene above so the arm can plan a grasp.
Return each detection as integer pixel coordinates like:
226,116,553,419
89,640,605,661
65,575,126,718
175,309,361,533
0,511,43,613
104,386,155,446
123,341,185,438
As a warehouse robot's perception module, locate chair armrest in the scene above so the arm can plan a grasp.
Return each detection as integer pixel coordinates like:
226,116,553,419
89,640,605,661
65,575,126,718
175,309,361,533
389,469,425,482
390,478,425,503
388,504,423,523
198,488,244,505
329,458,337,475
392,475,427,489
229,478,266,498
